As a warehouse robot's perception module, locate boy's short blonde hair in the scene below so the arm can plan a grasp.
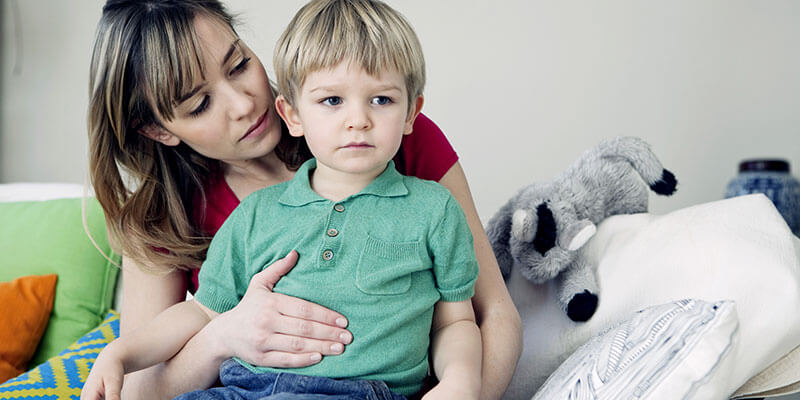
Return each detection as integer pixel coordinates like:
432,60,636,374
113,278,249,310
273,0,425,112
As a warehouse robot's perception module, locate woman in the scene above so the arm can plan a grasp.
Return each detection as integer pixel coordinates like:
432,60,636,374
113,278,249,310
88,1,521,399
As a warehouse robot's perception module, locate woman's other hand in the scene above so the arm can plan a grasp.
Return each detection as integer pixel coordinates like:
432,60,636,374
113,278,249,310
206,250,353,367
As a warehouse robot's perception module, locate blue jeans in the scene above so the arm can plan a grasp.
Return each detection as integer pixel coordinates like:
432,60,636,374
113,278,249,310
174,359,407,400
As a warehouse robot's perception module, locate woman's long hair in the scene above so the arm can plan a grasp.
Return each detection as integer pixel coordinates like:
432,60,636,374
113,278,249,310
88,0,309,272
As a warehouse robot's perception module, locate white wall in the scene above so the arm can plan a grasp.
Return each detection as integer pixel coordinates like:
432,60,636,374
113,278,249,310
0,0,101,184
2,0,799,221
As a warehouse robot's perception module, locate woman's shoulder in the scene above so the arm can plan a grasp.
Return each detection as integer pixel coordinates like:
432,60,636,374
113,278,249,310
398,113,459,182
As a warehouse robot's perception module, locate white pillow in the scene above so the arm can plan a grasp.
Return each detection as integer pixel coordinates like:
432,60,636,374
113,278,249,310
0,182,88,202
533,299,739,399
503,194,800,399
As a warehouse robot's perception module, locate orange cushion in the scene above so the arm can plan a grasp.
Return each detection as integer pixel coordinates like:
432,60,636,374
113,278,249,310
0,274,57,383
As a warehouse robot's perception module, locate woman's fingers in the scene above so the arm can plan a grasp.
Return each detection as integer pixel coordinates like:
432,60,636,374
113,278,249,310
269,292,349,331
228,250,353,369
249,250,299,291
263,333,346,355
248,251,349,332
96,376,122,400
270,312,353,344
251,351,327,369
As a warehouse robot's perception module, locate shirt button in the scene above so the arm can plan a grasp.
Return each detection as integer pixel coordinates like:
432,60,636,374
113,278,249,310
333,204,345,212
327,228,339,237
322,249,334,261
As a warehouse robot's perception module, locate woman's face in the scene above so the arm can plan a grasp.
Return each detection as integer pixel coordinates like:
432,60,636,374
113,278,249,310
146,15,282,164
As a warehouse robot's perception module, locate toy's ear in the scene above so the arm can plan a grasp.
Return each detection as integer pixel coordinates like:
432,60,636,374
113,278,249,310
558,219,597,251
511,208,536,243
532,202,557,255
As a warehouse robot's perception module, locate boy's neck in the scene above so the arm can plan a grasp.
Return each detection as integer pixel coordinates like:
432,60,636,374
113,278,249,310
310,162,389,202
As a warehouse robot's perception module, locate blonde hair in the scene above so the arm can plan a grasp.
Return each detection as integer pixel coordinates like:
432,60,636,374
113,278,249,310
273,0,426,111
88,0,308,272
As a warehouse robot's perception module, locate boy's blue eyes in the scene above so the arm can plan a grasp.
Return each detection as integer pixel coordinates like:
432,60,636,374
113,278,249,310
322,96,343,106
320,96,394,106
371,96,392,105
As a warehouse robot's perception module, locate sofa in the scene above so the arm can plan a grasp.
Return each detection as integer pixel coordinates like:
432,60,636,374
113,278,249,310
0,183,119,398
2,183,800,399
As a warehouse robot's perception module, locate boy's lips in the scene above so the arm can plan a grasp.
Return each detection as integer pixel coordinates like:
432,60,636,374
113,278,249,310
341,142,373,149
240,109,269,141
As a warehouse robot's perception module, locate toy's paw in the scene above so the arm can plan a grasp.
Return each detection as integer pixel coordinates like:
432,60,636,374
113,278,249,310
567,290,599,322
650,169,678,195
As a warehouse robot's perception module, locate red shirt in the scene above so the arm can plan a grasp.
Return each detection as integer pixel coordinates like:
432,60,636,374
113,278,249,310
189,113,458,292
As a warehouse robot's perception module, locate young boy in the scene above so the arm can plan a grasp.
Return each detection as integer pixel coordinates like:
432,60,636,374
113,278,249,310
82,0,481,399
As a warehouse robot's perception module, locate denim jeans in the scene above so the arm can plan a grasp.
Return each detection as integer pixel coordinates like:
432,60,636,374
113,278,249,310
173,359,407,400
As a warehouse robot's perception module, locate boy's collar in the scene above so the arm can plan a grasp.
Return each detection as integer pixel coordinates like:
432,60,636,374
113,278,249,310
279,159,409,207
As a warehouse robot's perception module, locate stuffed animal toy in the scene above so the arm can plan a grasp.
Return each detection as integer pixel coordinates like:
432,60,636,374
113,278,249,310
486,136,677,322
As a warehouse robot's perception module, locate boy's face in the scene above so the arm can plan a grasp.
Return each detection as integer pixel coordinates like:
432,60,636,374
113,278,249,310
277,62,423,179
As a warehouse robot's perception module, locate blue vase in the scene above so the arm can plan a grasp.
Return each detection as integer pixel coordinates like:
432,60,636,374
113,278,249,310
725,159,800,236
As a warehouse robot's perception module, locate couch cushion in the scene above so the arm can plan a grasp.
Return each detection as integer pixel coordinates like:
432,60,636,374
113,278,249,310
0,197,119,366
533,299,739,399
0,311,119,398
0,275,57,383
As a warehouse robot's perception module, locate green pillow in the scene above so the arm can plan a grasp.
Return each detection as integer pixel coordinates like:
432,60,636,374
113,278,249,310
0,197,119,366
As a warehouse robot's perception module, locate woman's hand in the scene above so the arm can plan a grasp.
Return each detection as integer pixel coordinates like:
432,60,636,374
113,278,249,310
81,343,125,400
205,250,353,367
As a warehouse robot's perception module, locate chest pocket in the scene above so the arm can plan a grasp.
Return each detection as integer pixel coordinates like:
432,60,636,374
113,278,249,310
356,235,426,295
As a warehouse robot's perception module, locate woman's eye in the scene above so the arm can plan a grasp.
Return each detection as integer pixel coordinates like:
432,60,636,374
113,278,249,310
371,96,392,105
231,57,251,75
190,95,210,117
322,96,342,106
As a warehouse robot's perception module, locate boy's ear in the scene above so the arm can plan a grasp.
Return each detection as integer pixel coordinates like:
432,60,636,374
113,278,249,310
403,95,424,135
138,124,180,146
275,95,304,138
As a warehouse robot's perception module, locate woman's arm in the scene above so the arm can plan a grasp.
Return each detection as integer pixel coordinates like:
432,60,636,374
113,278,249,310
439,162,523,400
83,300,215,400
117,252,353,400
118,256,225,399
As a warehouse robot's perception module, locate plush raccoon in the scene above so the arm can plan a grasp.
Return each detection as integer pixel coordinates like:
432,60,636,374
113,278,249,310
486,136,677,322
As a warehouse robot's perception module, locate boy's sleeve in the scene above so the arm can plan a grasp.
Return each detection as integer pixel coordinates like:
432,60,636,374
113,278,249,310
429,195,479,302
194,201,253,313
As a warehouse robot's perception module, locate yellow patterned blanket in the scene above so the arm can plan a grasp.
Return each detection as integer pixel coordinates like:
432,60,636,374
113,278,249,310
0,311,118,399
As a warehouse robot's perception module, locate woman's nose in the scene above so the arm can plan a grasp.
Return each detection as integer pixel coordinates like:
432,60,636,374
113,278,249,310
225,83,255,120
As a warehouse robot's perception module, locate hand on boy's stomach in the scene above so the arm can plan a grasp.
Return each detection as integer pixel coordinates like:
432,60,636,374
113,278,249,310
208,251,353,368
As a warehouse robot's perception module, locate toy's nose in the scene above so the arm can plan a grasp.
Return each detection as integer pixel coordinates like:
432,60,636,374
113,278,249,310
533,241,555,256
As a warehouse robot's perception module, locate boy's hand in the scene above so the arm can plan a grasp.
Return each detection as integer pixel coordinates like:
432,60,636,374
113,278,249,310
80,346,124,400
422,378,479,400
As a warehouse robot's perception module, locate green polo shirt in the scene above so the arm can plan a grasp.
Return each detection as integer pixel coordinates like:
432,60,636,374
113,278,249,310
195,159,478,396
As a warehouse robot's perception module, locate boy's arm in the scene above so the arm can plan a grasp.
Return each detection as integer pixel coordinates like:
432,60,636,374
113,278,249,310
81,300,218,400
424,299,482,400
